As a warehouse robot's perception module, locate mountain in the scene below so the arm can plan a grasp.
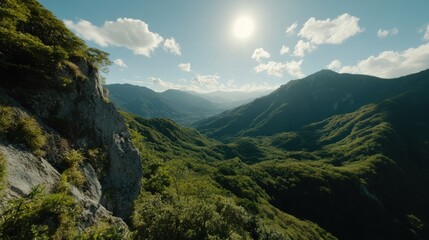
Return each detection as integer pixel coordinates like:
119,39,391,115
106,84,225,124
190,90,273,108
195,69,429,140
191,69,429,238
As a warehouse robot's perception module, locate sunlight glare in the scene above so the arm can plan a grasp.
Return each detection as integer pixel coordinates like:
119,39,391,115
233,16,254,39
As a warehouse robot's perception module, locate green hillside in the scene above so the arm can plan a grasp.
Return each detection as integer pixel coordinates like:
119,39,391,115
0,0,110,89
122,112,337,239
122,76,429,238
195,69,429,140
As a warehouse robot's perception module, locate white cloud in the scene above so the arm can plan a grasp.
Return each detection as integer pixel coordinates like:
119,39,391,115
254,60,304,78
377,28,398,38
113,58,128,68
280,45,290,55
163,37,181,55
339,43,429,78
285,22,298,36
192,74,220,86
178,63,191,72
327,59,342,70
298,13,362,45
424,24,429,41
293,40,316,57
64,18,177,56
252,48,271,62
147,77,178,89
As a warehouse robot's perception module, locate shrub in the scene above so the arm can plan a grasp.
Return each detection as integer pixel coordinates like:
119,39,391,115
0,186,78,239
62,150,85,188
79,223,130,240
0,106,47,156
15,116,47,156
132,193,252,239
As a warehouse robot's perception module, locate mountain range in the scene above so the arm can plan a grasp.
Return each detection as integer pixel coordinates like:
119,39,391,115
195,69,429,139
189,90,273,109
106,84,226,125
106,84,272,125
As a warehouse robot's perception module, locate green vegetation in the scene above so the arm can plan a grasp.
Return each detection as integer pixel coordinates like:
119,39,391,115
0,186,78,239
123,80,429,239
0,185,130,240
0,105,46,156
78,223,129,240
0,0,111,89
125,112,336,239
62,149,86,188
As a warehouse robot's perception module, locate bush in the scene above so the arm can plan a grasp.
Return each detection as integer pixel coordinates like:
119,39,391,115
62,150,85,188
15,116,47,156
0,106,47,156
132,192,252,240
0,186,78,239
86,147,109,178
79,222,130,240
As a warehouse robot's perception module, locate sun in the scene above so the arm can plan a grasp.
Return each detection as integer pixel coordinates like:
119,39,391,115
233,16,254,39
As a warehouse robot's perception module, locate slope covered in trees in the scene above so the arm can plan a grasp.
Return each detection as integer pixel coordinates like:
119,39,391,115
195,69,429,140
124,77,429,239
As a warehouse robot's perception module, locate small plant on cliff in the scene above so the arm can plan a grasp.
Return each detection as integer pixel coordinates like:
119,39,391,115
62,149,85,188
0,106,47,156
86,147,109,178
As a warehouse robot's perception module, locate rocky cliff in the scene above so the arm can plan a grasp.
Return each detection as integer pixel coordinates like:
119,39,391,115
0,59,142,220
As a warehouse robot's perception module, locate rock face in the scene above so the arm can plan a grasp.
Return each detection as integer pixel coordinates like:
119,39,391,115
0,144,60,201
4,60,142,219
0,144,127,228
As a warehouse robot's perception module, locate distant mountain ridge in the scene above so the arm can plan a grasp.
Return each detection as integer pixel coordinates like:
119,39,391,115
189,90,273,108
195,69,429,139
105,84,226,125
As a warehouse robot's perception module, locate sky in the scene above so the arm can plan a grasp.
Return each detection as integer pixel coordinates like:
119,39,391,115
39,0,429,93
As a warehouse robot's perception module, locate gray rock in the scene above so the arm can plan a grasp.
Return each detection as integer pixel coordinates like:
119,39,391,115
3,59,142,219
0,143,127,229
82,162,102,202
0,144,60,202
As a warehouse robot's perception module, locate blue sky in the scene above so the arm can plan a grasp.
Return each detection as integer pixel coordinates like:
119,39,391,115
39,0,429,92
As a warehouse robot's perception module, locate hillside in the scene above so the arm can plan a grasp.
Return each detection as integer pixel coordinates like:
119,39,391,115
195,69,429,140
106,84,225,125
122,112,337,239
123,76,429,239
